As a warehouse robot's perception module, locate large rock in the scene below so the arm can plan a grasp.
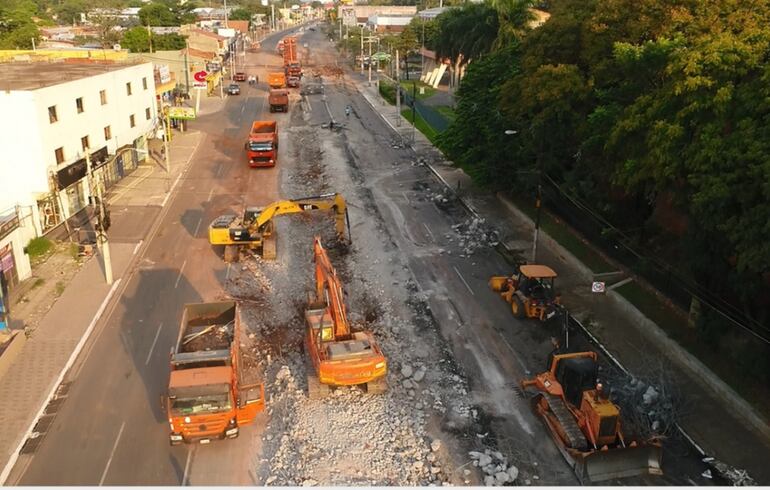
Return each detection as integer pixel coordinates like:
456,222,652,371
495,472,510,484
401,364,414,378
413,369,426,382
484,476,496,486
507,465,519,482
431,439,442,452
301,479,318,486
478,454,493,468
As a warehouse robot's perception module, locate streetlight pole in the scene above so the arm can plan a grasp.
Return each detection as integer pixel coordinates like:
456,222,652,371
85,149,113,285
505,128,542,263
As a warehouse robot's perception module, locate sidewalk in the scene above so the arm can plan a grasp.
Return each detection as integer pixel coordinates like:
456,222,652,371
356,81,770,484
0,128,204,484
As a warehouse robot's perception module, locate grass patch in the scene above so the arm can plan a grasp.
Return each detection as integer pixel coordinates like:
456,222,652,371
616,282,683,335
69,243,80,261
402,109,440,145
398,80,437,100
435,105,456,121
55,281,66,296
508,193,614,273
25,237,53,259
31,278,45,289
379,80,396,105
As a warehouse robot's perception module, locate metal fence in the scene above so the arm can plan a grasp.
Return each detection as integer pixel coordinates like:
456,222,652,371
399,87,451,133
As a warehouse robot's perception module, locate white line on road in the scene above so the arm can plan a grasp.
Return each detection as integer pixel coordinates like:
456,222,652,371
207,188,214,202
241,106,245,114
454,266,475,296
133,240,143,255
0,278,122,485
182,447,193,485
171,173,182,192
99,421,126,486
193,217,203,237
422,223,434,241
174,260,187,289
225,262,232,280
215,163,223,178
145,322,164,365
161,193,170,208
402,191,410,204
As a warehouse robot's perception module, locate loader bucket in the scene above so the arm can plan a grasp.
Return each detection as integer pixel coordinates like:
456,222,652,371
489,276,510,292
575,443,663,483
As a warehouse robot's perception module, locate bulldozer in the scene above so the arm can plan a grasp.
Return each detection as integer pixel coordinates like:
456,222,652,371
304,236,387,399
489,264,560,321
521,351,663,483
208,193,350,262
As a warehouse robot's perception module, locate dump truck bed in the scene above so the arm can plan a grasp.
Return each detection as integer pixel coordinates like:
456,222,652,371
250,121,277,135
175,301,236,355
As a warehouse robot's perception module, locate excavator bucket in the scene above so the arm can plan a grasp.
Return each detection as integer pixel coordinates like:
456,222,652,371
489,276,510,292
575,443,663,483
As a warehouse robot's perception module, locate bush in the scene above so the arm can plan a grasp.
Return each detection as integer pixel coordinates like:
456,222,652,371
25,237,53,258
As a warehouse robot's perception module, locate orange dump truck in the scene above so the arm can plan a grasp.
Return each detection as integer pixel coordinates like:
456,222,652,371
246,121,278,167
269,89,289,113
166,301,264,445
268,72,286,88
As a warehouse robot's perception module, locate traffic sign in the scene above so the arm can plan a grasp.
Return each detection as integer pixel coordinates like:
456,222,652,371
193,70,208,82
591,281,606,293
192,81,207,89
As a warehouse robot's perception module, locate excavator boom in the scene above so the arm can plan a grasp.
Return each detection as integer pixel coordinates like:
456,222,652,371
313,237,351,338
253,193,348,240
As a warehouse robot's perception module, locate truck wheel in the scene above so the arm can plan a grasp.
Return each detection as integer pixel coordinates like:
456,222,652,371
224,245,239,263
366,378,388,395
511,296,525,319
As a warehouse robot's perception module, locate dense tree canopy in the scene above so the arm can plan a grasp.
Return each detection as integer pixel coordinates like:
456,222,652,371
428,0,770,382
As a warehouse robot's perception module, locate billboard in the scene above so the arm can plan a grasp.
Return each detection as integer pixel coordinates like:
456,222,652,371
167,107,196,120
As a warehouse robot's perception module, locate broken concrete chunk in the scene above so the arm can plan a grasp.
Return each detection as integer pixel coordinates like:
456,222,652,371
430,439,442,452
495,471,510,484
484,476,496,486
507,465,519,481
413,368,426,382
478,454,493,467
401,364,414,378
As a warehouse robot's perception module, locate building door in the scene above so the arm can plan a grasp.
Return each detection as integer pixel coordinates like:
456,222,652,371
0,243,18,291
65,180,86,217
117,154,125,178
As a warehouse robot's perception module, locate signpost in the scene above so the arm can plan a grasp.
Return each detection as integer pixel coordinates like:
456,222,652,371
193,70,207,113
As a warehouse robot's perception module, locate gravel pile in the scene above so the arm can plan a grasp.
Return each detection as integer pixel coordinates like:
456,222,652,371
440,217,500,257
469,449,521,486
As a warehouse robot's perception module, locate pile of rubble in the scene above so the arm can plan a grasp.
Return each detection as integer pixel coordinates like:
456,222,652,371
468,449,521,486
702,458,756,486
606,369,681,439
439,217,501,257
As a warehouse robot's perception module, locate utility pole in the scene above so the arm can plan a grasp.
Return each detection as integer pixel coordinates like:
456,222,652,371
184,41,190,95
532,162,542,263
224,0,229,28
85,150,113,285
360,27,364,74
367,32,373,85
162,116,172,190
395,49,401,127
271,4,275,31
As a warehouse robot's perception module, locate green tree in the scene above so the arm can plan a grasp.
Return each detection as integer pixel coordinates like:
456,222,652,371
121,25,150,51
229,8,252,21
154,32,186,50
139,2,177,26
55,0,87,25
0,0,41,49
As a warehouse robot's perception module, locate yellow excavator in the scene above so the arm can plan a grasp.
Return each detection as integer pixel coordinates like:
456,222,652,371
208,193,350,262
521,351,663,483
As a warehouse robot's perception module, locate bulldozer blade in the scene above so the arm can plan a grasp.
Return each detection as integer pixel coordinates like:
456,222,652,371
575,444,663,483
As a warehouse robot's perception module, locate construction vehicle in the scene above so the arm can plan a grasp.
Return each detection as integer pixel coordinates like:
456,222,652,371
208,193,350,262
282,36,303,79
165,301,265,445
245,121,278,167
268,89,289,113
304,236,387,398
489,264,561,321
521,351,663,483
287,75,300,88
268,72,286,89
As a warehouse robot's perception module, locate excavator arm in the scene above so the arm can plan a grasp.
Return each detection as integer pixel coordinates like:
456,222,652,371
251,193,349,241
313,236,351,339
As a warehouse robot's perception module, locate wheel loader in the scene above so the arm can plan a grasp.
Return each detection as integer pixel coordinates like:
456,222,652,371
489,265,560,321
521,351,663,483
208,193,350,262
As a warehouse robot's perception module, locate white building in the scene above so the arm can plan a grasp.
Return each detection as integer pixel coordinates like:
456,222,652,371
0,61,157,293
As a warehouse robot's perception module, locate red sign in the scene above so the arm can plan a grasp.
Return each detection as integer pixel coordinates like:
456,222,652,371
193,70,208,82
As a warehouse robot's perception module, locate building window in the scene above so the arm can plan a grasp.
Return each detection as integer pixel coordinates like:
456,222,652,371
81,135,90,151
129,114,135,128
142,77,148,90
145,107,151,120
100,90,107,105
55,147,65,164
126,82,132,95
104,125,111,140
48,105,58,123
76,97,84,113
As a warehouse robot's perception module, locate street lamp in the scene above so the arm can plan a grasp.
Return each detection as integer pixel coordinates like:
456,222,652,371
505,128,542,264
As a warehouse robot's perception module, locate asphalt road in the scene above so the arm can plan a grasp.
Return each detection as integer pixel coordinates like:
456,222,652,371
12,28,300,486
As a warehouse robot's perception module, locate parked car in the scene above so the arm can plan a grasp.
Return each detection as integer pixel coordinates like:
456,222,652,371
234,72,247,82
228,84,241,95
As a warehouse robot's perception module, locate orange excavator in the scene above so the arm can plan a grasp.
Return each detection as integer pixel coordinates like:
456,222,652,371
521,351,663,483
304,236,387,399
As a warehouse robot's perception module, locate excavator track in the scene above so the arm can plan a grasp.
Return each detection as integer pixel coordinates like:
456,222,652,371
543,393,587,450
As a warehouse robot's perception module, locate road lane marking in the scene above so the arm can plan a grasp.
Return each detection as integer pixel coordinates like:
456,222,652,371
174,260,187,289
225,263,232,280
215,163,223,178
99,421,126,486
0,278,122,485
182,447,193,485
402,191,410,204
422,223,434,241
207,188,214,202
145,322,163,365
241,106,245,114
193,217,203,237
133,240,143,255
454,266,475,296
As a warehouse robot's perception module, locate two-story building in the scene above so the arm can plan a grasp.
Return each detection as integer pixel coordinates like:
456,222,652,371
0,61,158,292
